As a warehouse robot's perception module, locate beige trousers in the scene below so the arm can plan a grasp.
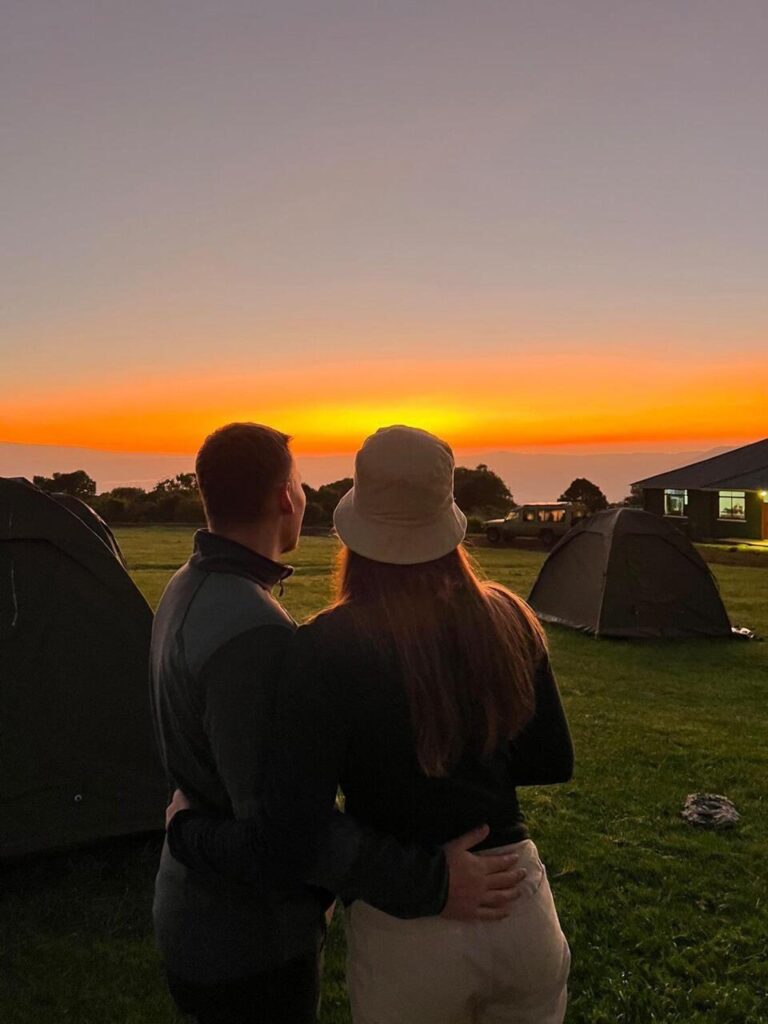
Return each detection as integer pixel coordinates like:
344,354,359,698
344,840,570,1024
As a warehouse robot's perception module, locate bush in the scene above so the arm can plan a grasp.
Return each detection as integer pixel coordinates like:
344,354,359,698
465,515,486,534
302,502,328,528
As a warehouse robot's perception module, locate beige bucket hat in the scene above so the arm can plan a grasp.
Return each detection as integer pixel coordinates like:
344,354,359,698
333,425,467,565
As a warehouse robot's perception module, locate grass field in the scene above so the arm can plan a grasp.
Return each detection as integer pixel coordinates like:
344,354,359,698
2,527,767,1023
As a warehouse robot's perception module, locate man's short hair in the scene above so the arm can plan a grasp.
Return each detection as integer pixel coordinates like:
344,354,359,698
195,423,293,529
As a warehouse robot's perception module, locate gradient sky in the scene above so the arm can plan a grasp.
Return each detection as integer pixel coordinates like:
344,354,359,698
2,1,766,456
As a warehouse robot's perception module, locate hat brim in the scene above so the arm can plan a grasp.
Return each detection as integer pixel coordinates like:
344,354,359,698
333,488,468,565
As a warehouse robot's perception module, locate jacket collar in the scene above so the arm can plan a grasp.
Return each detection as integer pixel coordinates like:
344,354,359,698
190,529,294,591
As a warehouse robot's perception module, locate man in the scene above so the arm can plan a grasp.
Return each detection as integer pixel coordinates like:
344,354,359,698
151,422,524,1024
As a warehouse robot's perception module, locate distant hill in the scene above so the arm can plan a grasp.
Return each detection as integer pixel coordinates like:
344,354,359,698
1,440,734,502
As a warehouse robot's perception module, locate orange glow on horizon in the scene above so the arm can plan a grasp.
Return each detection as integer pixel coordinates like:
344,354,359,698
2,351,765,455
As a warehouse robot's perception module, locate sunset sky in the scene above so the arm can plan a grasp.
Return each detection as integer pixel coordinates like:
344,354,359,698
2,1,766,458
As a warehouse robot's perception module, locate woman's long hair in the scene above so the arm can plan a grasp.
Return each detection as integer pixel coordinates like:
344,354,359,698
321,544,546,777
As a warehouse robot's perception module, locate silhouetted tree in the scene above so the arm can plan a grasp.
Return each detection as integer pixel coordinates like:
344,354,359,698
302,502,327,527
559,477,608,514
152,473,198,495
33,470,97,499
300,483,327,528
454,465,514,516
91,486,146,523
109,486,147,500
145,473,202,521
317,478,354,520
91,476,204,524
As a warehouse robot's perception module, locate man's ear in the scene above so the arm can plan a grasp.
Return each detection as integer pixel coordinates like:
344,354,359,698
277,483,294,515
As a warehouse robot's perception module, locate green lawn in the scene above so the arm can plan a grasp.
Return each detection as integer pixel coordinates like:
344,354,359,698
1,528,766,1023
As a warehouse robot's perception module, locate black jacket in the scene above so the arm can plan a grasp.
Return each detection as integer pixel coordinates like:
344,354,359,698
167,588,574,902
150,531,447,983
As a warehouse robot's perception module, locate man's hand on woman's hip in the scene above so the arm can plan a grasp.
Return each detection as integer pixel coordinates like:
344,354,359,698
441,825,525,921
166,788,191,828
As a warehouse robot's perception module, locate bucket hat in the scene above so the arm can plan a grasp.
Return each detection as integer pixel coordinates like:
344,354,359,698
333,425,467,565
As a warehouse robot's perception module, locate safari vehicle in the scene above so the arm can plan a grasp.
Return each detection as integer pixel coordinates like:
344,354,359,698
484,502,585,547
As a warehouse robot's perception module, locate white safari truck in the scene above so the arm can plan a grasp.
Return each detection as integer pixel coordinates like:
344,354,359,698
484,502,585,547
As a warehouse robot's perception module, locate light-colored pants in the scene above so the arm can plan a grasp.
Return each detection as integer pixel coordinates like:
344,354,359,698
344,839,570,1024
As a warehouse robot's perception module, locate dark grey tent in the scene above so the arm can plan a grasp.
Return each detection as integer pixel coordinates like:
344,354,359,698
528,507,732,638
0,477,165,857
47,491,125,563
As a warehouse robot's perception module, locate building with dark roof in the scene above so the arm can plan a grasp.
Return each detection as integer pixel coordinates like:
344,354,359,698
632,438,768,541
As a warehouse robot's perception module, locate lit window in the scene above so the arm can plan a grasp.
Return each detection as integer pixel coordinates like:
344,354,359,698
664,489,687,516
551,509,566,523
506,510,520,521
719,491,746,521
523,509,537,522
538,510,552,522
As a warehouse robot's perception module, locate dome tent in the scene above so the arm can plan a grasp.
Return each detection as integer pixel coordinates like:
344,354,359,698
0,477,165,857
528,507,732,639
46,490,125,562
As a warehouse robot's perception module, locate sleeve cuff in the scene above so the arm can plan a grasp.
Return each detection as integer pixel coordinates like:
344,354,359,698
167,808,206,867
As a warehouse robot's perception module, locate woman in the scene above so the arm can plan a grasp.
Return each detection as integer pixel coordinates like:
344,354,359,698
170,424,574,1023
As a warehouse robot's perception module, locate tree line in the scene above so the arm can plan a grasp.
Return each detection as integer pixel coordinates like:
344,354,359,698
31,465,629,528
